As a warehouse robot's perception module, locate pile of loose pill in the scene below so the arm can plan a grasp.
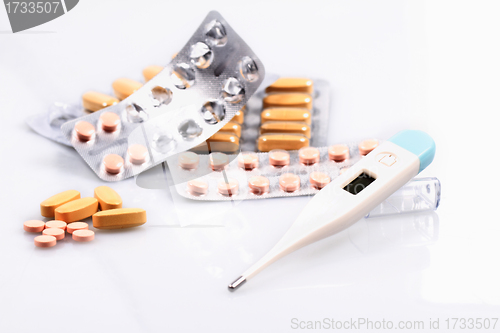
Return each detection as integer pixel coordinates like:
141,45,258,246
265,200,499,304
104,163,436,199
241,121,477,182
23,186,147,248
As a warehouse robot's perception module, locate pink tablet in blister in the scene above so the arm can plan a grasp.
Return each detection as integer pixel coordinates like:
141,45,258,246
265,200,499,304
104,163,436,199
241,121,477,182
328,144,349,162
187,179,209,196
238,152,259,170
218,179,239,196
99,112,121,132
299,147,320,165
358,139,379,156
279,173,300,192
103,154,124,174
268,149,290,167
209,153,229,171
178,152,200,170
248,176,270,195
74,121,95,142
309,171,331,189
127,144,148,165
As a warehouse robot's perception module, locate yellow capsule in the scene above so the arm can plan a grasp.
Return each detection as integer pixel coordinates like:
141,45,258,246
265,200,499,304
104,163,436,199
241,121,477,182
265,78,314,94
208,132,240,145
94,186,122,211
40,190,81,218
232,108,245,124
112,78,143,100
54,197,99,223
82,91,119,113
260,121,311,138
93,208,147,229
257,134,309,152
142,65,164,82
263,93,312,110
261,108,311,125
221,121,242,137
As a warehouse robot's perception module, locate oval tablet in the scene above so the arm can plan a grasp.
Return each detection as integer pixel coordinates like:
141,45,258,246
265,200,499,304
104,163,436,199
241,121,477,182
261,108,311,125
74,121,95,142
40,190,81,218
209,152,229,171
299,147,320,165
265,78,314,94
309,172,331,189
178,152,200,170
93,208,147,229
143,65,164,82
328,144,350,162
221,121,242,137
82,91,119,112
45,220,67,230
99,112,121,132
24,220,45,233
34,235,56,248
43,228,65,240
94,186,122,211
66,222,89,234
112,78,143,100
359,139,379,156
279,173,301,192
127,144,148,165
72,230,95,242
263,93,312,110
238,152,259,170
248,176,270,195
217,179,239,196
260,121,311,138
187,179,209,196
103,154,124,174
268,149,290,167
54,197,98,223
257,134,309,152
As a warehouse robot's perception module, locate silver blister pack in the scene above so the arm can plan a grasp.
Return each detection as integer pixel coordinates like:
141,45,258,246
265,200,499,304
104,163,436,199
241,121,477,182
60,11,265,181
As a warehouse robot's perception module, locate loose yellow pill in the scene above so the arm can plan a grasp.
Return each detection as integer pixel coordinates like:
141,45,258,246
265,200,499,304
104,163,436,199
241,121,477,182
54,197,98,223
82,91,119,112
257,134,309,152
93,208,147,229
40,190,81,218
263,93,312,110
261,108,311,125
94,186,122,211
260,121,311,138
142,65,164,82
111,78,143,100
221,121,242,137
265,78,314,94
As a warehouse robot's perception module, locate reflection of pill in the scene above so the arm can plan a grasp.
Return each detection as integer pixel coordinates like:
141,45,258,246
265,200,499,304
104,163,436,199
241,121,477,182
93,208,147,229
74,121,95,142
328,144,350,162
178,152,199,170
258,134,309,152
309,172,331,189
233,108,244,124
261,108,311,125
94,186,122,211
268,149,290,167
279,173,301,192
55,198,98,223
24,220,45,233
143,65,164,82
45,220,67,230
34,235,57,248
340,168,348,175
359,139,379,156
260,121,311,138
112,78,143,100
82,91,119,113
66,222,89,234
43,228,65,240
73,229,95,242
217,179,239,196
299,147,320,165
99,112,120,132
127,144,148,165
238,152,259,170
265,78,314,94
263,93,312,110
187,179,209,196
221,122,242,137
40,190,81,218
103,154,124,174
209,152,229,171
248,176,270,195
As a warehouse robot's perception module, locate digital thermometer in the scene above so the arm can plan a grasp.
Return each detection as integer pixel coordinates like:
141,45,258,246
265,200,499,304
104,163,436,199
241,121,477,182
228,130,436,291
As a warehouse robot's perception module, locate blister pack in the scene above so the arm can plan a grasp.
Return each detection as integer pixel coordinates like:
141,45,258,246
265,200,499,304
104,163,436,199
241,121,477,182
60,11,265,181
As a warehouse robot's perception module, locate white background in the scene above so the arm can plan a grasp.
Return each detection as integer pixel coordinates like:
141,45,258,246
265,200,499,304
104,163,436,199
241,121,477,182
1,0,499,332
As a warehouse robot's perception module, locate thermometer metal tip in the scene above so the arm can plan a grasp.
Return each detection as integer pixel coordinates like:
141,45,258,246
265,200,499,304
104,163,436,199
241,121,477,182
228,276,246,291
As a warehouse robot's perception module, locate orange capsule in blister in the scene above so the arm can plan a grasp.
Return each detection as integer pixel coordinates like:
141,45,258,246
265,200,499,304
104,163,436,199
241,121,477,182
221,122,242,137
261,108,311,125
232,108,245,124
263,93,312,110
260,121,310,138
257,134,309,152
265,78,314,94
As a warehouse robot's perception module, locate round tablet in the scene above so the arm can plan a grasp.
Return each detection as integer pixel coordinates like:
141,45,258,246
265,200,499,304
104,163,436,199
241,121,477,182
238,152,259,170
217,179,239,196
74,121,95,142
103,154,124,174
309,172,331,189
268,149,290,167
178,152,199,170
299,147,320,165
279,173,301,192
42,228,65,240
34,235,57,248
187,179,209,196
328,144,350,162
248,176,270,195
127,144,148,165
73,229,95,242
45,220,67,230
24,220,45,233
99,112,120,132
359,139,379,156
209,152,229,171
66,222,89,234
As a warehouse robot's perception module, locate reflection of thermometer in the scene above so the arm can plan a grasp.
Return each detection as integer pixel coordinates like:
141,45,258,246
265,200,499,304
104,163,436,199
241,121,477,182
228,130,436,291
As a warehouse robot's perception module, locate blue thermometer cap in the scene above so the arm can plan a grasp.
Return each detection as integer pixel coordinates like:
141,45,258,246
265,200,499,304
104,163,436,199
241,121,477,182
389,130,436,173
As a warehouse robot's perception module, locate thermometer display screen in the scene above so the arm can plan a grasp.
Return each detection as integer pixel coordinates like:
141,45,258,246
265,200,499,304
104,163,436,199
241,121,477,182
343,172,376,195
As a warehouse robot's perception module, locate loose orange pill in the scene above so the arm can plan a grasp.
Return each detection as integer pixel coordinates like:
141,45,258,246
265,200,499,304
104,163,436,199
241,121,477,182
82,91,119,112
178,152,200,170
248,176,270,195
299,147,320,165
127,144,148,165
34,235,57,248
40,190,81,218
279,173,301,192
217,179,239,196
24,220,45,233
103,154,124,174
143,65,164,82
209,152,229,171
45,220,67,230
94,186,122,211
66,222,89,234
328,144,350,162
268,149,290,167
359,139,379,156
238,152,259,170
42,228,65,240
112,78,143,100
99,112,120,132
72,229,95,242
187,180,209,196
74,121,95,142
309,172,331,189
55,198,98,223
